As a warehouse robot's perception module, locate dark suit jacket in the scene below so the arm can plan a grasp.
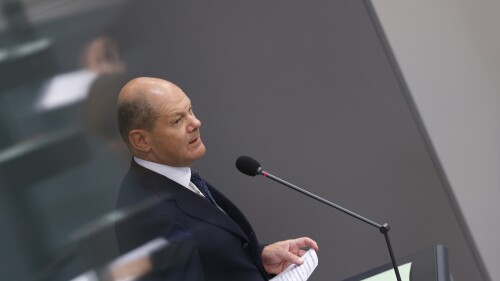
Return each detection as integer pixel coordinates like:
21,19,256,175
115,160,269,281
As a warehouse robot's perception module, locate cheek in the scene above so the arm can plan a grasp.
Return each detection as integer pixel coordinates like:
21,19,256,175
159,130,180,146
194,143,206,155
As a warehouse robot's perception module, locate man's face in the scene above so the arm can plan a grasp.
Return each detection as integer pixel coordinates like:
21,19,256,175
146,87,206,167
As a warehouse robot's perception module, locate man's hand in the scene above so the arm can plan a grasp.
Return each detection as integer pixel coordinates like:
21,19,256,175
261,237,319,275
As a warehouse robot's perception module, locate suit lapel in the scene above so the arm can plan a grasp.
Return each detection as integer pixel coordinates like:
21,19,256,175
174,189,251,243
131,161,251,243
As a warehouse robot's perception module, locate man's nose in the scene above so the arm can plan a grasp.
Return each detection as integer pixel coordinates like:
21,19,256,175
187,115,201,131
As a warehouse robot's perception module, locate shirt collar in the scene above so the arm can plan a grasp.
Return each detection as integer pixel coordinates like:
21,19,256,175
134,156,191,188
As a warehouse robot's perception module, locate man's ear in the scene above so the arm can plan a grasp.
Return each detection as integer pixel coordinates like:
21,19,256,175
128,129,151,153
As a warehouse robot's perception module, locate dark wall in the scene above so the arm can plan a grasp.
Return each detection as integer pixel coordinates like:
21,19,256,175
0,0,483,280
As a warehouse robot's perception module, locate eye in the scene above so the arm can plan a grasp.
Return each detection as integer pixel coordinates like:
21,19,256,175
174,118,182,125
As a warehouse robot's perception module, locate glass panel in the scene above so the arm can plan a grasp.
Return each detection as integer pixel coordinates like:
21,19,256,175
0,1,132,280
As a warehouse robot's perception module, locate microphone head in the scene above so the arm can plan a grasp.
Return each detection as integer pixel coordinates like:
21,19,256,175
235,156,261,176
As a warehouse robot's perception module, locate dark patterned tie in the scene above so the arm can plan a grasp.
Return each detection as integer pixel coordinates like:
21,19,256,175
190,170,218,206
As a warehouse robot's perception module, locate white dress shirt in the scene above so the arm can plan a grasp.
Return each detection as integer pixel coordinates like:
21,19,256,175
134,156,205,198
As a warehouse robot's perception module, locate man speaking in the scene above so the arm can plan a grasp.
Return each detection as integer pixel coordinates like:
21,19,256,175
115,77,318,280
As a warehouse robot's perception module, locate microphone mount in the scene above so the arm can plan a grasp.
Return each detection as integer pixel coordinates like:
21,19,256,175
255,167,402,281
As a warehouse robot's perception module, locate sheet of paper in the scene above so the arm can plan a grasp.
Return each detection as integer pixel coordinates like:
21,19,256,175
360,262,412,281
270,249,318,281
36,69,98,111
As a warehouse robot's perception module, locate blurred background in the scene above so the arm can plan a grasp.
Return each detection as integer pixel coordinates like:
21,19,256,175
0,0,498,280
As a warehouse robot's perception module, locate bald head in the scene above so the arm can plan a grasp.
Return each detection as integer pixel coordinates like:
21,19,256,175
118,77,178,103
117,77,177,145
116,77,205,166
117,77,158,145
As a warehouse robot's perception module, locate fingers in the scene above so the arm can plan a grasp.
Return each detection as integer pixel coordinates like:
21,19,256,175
278,247,305,265
278,237,318,265
262,238,319,275
290,237,319,252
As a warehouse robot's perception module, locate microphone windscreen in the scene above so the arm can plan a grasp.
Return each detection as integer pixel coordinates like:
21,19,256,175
235,156,261,176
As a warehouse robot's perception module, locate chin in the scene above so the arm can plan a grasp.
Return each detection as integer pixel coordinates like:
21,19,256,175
192,145,206,160
197,146,207,158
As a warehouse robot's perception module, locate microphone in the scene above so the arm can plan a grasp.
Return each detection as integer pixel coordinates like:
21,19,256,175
235,156,402,281
235,156,261,176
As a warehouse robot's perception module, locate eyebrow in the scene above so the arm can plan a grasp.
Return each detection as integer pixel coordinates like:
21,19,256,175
168,103,192,118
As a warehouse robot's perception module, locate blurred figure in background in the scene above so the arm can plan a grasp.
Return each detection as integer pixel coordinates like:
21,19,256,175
82,36,130,156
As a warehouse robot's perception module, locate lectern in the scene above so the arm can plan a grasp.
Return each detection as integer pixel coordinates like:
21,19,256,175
344,245,451,281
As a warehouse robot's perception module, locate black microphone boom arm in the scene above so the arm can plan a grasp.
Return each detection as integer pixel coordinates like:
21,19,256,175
258,169,402,281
